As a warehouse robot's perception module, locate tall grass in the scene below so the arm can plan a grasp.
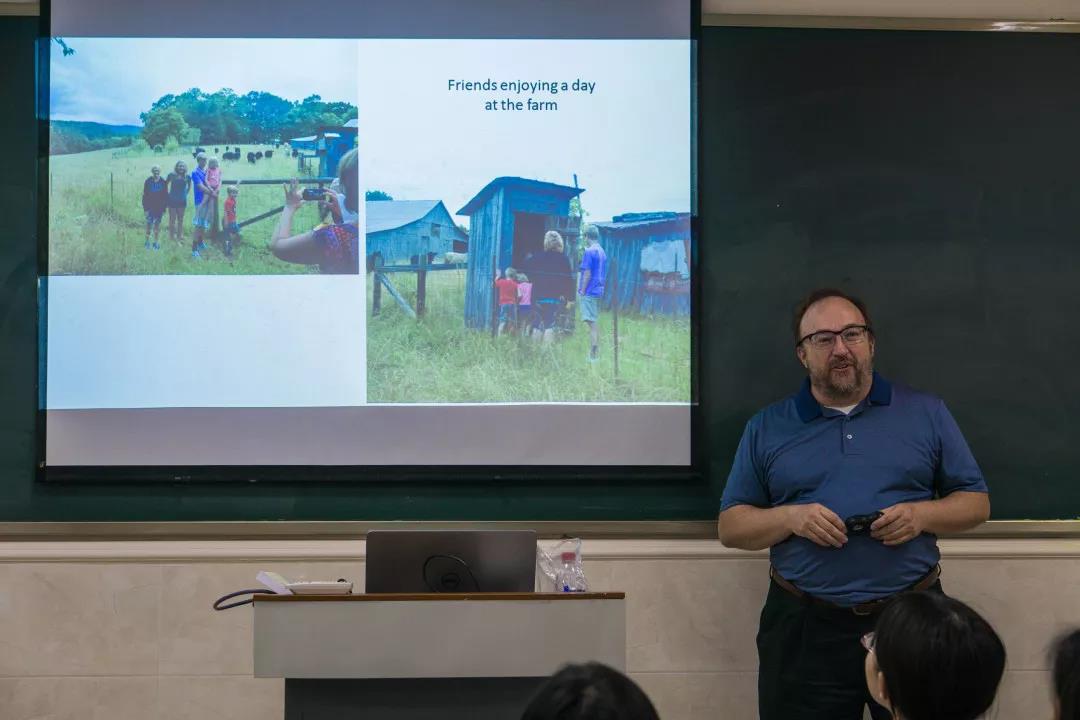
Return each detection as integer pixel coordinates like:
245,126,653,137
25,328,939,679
48,146,326,275
367,270,691,403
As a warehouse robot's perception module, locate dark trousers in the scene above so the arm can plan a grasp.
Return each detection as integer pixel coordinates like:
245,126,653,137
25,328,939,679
757,578,944,720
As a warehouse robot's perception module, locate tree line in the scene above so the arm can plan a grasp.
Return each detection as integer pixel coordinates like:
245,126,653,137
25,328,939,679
50,121,139,156
140,88,357,147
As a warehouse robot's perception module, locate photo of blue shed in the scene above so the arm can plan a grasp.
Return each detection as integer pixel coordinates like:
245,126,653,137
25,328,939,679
366,199,467,266
592,212,691,317
288,118,358,176
456,177,584,329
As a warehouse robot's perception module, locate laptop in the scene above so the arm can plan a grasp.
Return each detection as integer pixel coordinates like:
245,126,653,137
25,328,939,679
365,530,537,593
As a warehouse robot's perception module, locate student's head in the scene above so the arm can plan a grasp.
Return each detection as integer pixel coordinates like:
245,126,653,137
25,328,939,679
195,152,207,166
544,230,564,253
337,147,359,214
517,273,529,283
1051,629,1080,720
520,662,660,720
584,225,600,246
506,267,518,280
864,591,1005,720
150,165,161,178
208,157,219,169
227,186,239,197
174,160,187,175
793,288,875,402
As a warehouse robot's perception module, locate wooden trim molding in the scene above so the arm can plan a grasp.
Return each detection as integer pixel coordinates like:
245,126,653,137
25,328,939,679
702,14,1080,32
255,592,626,602
0,2,37,17
2,537,1079,563
1,519,1078,542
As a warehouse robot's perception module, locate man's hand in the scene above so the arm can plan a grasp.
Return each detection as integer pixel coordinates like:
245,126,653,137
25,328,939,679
787,503,847,548
871,503,925,546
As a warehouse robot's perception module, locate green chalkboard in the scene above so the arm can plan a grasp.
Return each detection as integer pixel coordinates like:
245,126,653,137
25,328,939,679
700,25,1080,520
6,19,1079,523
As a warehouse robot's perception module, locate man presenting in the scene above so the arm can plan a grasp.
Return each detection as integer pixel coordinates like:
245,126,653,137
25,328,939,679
718,289,990,720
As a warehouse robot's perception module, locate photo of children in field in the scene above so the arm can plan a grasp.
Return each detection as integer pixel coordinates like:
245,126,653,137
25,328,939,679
47,38,359,275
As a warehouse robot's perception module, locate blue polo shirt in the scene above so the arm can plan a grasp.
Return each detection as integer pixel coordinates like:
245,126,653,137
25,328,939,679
191,166,207,206
720,373,987,606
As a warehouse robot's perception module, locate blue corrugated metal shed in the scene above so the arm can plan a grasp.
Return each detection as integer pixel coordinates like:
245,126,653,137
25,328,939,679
457,177,584,329
457,177,584,216
367,200,466,264
592,211,691,316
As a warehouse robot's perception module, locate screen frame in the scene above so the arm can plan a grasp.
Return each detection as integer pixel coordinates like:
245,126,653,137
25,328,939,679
34,0,704,485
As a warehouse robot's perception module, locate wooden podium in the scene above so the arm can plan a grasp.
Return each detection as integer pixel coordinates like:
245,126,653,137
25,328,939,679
254,592,627,720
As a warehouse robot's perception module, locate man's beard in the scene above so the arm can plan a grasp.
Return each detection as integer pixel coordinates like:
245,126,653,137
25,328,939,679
811,354,871,400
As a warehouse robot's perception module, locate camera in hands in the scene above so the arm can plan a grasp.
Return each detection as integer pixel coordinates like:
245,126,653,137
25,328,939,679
844,512,883,535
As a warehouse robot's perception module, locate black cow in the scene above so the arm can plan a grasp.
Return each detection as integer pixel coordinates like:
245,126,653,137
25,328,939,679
265,150,273,159
247,152,257,164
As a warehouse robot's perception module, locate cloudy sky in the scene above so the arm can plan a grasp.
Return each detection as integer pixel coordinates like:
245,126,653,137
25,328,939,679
358,39,692,226
50,38,359,126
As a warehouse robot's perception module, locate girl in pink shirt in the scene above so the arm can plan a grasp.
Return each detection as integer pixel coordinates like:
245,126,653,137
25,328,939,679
205,157,222,193
516,273,533,336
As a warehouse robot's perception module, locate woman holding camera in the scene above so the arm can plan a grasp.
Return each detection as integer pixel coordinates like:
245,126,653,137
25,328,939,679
270,148,359,274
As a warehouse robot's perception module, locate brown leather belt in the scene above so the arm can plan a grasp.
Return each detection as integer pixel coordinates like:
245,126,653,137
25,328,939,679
769,564,942,616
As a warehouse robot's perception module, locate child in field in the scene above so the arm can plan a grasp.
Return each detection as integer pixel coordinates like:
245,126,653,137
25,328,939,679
515,273,533,337
205,156,222,248
494,267,519,336
205,156,222,196
190,152,212,258
223,182,240,257
165,161,191,243
141,165,167,250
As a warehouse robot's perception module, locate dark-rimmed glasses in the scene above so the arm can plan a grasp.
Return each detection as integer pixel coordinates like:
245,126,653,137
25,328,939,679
797,324,872,350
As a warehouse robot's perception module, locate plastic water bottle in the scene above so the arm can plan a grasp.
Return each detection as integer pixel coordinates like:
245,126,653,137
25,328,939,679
556,551,588,592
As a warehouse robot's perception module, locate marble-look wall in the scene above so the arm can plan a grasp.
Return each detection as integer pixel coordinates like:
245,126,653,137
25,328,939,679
0,538,1076,719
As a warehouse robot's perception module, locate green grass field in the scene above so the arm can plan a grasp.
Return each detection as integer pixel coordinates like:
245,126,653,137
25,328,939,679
367,270,691,403
48,145,327,275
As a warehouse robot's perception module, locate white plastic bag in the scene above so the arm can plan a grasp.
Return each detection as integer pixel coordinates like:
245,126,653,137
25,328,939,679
536,537,588,592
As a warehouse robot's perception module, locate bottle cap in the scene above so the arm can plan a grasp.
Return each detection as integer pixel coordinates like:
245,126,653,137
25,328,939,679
561,551,577,563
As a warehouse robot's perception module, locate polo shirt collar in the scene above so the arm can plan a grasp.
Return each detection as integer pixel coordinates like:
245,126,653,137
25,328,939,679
794,371,893,423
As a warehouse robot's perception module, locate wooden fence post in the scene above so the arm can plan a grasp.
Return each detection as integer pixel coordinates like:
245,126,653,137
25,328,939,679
490,254,498,338
416,254,427,319
110,172,114,209
612,258,619,378
372,256,383,317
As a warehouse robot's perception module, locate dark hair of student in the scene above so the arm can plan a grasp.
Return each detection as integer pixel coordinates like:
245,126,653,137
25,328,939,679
1051,628,1080,720
873,591,1006,720
520,662,660,720
792,288,874,343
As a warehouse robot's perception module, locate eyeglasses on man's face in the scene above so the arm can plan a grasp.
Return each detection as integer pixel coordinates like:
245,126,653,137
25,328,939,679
861,631,876,653
797,324,872,350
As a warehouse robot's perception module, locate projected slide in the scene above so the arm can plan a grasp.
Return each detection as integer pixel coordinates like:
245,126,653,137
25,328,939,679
360,40,690,404
42,0,694,467
48,38,360,275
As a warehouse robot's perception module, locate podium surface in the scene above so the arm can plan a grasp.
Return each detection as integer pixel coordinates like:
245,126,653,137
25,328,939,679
253,592,626,719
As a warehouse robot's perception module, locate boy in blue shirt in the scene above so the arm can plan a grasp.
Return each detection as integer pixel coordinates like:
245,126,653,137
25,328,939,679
577,226,607,361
